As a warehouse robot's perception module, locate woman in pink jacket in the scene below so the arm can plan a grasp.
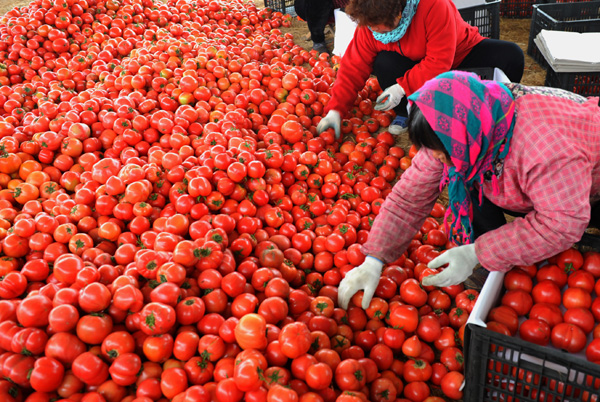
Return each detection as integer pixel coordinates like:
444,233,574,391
317,0,524,137
338,71,600,310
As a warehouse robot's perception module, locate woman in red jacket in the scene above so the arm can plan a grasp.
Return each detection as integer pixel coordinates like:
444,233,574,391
317,0,524,137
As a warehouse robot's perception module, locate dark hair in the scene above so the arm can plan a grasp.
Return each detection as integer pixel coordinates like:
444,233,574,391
345,0,406,28
407,103,449,156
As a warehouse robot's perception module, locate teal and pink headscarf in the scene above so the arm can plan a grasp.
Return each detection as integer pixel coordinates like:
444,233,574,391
407,71,516,244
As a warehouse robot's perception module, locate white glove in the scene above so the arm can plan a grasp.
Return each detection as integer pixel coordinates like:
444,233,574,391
338,256,383,310
316,110,341,139
374,84,405,111
421,244,479,287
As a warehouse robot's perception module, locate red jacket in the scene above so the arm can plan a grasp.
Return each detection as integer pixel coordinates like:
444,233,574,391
325,0,484,115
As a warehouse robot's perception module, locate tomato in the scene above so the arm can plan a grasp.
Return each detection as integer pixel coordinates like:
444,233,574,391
563,307,595,334
563,287,592,309
441,347,465,373
403,359,432,383
139,302,176,335
487,305,519,335
305,362,333,390
268,384,299,402
536,264,567,288
441,371,464,400
529,303,563,328
555,248,583,274
583,251,600,277
101,331,136,361
72,352,109,386
519,318,551,346
403,381,430,402
455,289,478,313
161,367,188,399
335,359,366,391
501,290,533,316
279,322,311,359
402,335,422,358
399,279,427,307
17,295,52,327
109,353,142,386
448,307,469,329
532,280,562,305
76,313,113,345
29,357,64,393
235,313,268,350
586,338,600,363
503,268,533,292
551,323,587,353
45,332,86,367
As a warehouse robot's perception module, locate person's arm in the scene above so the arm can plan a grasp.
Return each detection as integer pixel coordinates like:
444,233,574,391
361,147,444,262
475,132,591,272
397,0,457,96
325,27,379,115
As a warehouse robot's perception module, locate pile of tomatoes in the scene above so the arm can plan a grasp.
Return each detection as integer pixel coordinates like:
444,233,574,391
0,0,483,401
487,248,600,362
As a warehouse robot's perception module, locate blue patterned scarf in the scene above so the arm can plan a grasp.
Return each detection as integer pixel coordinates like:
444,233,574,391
369,0,420,44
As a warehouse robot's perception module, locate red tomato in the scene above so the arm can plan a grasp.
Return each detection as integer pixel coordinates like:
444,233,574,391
529,303,563,328
519,318,551,346
335,359,366,391
532,280,562,305
235,313,268,350
550,323,587,353
279,322,311,359
501,290,533,317
487,305,519,335
441,371,464,400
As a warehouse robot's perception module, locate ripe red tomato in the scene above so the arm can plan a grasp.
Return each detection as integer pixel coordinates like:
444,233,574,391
501,290,533,317
400,279,428,307
487,305,519,335
455,289,478,313
441,371,464,400
279,322,311,359
335,359,366,391
555,248,583,274
583,251,600,277
550,323,587,353
519,318,551,346
532,280,562,305
233,313,266,351
503,268,533,292
529,303,563,328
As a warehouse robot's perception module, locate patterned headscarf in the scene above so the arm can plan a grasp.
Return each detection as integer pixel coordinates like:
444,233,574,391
369,0,420,44
407,71,516,244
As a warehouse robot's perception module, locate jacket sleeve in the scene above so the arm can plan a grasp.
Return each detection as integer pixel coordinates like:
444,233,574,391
397,0,458,95
475,128,592,272
361,148,444,263
325,27,379,116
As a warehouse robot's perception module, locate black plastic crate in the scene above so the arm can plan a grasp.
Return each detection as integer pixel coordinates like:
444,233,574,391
527,1,600,70
501,0,544,18
264,0,295,15
464,324,600,402
545,68,600,97
459,0,501,39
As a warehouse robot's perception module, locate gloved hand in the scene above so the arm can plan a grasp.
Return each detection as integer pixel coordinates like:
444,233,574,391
338,256,383,310
317,110,341,139
421,244,479,287
374,84,405,111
